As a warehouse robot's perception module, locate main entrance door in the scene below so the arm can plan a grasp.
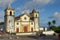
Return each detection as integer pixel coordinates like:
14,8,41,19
24,26,27,32
31,28,33,32
16,28,19,32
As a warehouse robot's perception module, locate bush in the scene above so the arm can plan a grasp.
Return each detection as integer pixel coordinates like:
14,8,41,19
0,22,4,25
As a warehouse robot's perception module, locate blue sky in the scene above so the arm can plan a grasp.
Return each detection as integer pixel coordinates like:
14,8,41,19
0,0,60,27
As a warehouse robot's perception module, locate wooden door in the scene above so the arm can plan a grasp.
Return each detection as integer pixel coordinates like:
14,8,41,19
31,28,33,32
24,26,27,32
16,28,19,32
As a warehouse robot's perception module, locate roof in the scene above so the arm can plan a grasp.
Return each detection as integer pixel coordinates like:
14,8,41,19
5,4,14,11
15,13,30,19
15,13,35,21
30,9,39,14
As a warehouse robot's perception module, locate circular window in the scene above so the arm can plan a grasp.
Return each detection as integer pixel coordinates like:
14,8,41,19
24,17,26,20
17,22,19,25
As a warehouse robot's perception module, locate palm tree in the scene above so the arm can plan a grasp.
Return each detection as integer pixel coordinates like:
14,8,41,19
48,21,51,29
48,21,51,27
52,20,56,26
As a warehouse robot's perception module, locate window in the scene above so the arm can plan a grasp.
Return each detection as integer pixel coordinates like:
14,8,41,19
36,14,37,17
10,11,12,16
24,17,26,20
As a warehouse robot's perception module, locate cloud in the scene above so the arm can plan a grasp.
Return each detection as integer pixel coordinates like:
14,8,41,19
21,10,31,14
0,0,15,22
48,12,60,26
0,0,15,8
17,0,54,11
39,8,46,13
49,12,60,19
53,12,60,19
53,12,60,26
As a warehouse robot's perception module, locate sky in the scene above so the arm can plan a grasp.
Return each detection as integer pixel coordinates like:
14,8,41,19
0,0,60,27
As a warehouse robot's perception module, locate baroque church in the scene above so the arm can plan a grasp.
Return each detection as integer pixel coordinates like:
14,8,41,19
4,5,40,34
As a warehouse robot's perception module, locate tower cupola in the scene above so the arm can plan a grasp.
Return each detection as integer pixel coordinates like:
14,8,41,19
5,4,14,16
5,4,14,11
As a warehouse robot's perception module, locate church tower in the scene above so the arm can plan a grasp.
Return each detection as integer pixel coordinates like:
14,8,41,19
5,4,15,33
30,9,40,31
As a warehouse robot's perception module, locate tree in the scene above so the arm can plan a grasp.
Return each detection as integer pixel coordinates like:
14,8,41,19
48,21,51,27
48,21,51,29
55,26,60,33
48,20,60,33
52,20,56,25
0,22,4,25
50,25,56,31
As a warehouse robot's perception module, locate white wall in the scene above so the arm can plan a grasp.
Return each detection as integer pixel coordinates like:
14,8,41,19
43,30,55,35
7,16,15,33
30,21,34,31
40,28,44,31
15,21,20,32
20,14,30,21
39,27,47,31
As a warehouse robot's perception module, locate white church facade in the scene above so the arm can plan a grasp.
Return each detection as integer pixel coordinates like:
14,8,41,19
4,5,40,34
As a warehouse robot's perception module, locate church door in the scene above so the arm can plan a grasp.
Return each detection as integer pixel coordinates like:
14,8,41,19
31,28,33,32
24,26,27,32
16,28,19,32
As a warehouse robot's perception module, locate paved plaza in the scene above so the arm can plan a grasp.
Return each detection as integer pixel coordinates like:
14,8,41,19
0,34,59,40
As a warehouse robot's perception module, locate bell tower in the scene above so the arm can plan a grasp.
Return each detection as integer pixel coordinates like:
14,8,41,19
5,4,15,33
30,9,40,31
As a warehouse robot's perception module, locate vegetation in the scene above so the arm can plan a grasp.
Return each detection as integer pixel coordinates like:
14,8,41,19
55,26,60,33
48,21,51,27
48,20,60,33
0,22,4,25
52,20,56,25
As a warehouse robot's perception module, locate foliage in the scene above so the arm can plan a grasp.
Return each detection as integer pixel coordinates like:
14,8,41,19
52,20,56,25
55,26,60,33
50,26,60,33
48,20,60,33
0,22,4,25
48,21,51,26
50,26,56,31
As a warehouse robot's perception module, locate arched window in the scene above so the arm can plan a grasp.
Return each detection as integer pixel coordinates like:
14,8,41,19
10,11,12,16
36,14,37,17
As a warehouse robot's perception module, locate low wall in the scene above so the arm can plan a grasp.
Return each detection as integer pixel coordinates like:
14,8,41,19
16,32,36,36
43,31,55,35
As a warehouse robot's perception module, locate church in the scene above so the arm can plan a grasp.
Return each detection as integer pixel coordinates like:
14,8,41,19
4,5,40,34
